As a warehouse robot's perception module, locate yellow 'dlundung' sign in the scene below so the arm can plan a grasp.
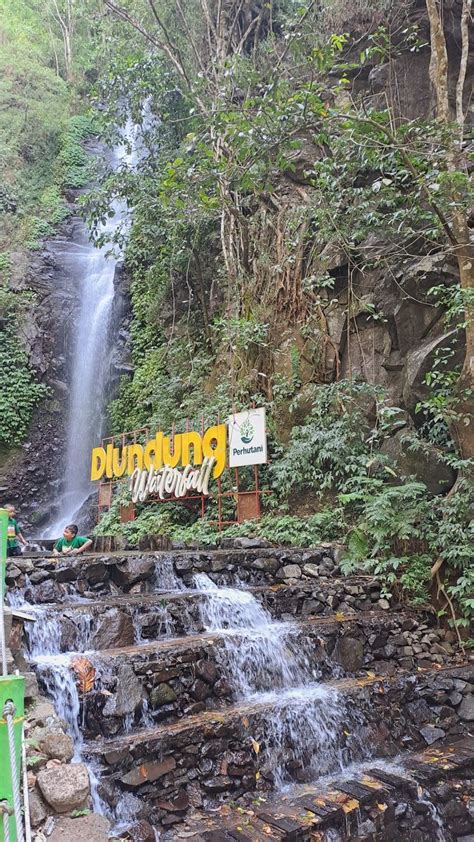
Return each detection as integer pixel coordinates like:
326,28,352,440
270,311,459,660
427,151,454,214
90,424,227,503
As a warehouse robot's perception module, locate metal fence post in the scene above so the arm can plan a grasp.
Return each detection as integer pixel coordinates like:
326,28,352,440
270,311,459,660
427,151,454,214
0,508,25,842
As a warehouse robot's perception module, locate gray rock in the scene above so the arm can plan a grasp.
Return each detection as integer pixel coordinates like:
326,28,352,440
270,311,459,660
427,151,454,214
91,608,135,650
111,557,154,587
302,563,320,578
420,725,445,745
29,789,47,827
458,694,474,721
28,700,56,727
150,683,177,707
103,664,143,717
251,556,279,573
39,728,74,762
37,763,90,813
380,428,455,494
276,564,302,580
232,537,270,549
196,660,218,685
335,636,364,672
48,814,110,841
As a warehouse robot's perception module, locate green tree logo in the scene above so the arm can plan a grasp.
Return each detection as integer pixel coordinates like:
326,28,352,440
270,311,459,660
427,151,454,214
240,419,254,444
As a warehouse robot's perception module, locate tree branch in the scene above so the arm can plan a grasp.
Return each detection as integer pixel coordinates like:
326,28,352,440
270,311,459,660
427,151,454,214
456,0,472,132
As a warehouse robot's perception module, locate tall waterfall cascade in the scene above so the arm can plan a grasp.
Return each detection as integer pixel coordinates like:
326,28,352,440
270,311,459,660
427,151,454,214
43,124,139,536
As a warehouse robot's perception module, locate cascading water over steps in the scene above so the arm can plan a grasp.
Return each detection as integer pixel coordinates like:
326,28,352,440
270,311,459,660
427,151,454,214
6,545,474,840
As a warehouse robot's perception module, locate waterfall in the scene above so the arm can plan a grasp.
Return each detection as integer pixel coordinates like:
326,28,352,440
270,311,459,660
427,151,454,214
43,125,138,537
194,574,367,786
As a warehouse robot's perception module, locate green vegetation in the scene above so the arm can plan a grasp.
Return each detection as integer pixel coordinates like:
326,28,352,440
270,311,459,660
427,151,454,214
3,1,472,631
0,320,49,447
0,1,100,446
87,1,472,632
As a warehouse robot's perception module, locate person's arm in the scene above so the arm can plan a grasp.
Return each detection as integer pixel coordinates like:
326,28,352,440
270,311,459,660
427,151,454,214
71,538,93,555
17,529,28,547
53,539,62,556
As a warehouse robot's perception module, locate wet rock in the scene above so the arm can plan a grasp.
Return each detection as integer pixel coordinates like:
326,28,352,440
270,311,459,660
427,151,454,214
27,579,63,603
356,819,376,837
458,695,474,721
91,608,135,650
191,679,210,702
174,557,193,573
124,820,156,841
85,561,107,585
5,565,22,585
214,678,232,698
111,557,154,588
48,814,110,841
334,637,364,672
38,728,74,762
103,664,143,717
156,790,189,812
150,683,177,707
24,671,39,701
276,564,302,580
29,570,51,584
29,789,47,827
121,757,176,788
196,660,218,685
202,775,232,792
419,725,445,745
37,763,90,813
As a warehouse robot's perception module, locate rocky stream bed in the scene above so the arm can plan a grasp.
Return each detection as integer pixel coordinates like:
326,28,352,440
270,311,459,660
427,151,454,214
5,543,474,841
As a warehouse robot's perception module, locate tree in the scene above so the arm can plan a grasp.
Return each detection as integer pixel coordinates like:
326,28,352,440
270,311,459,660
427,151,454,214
424,0,473,461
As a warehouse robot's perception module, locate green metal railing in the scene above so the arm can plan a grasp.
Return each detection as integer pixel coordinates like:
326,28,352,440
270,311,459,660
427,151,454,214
0,508,26,842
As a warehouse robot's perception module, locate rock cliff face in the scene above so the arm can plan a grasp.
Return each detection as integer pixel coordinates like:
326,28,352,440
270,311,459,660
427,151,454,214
0,208,131,532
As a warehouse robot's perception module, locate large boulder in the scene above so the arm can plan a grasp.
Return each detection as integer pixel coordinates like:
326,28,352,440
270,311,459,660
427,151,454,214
48,813,110,841
110,557,154,588
91,608,135,650
37,763,90,813
380,429,456,494
402,328,463,411
37,727,74,763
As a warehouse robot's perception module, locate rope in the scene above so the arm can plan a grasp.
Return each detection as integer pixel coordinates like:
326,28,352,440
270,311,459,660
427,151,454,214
21,724,32,842
3,701,25,842
0,801,12,842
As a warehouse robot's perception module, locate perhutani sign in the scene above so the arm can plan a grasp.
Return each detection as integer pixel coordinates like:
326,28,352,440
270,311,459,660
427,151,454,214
228,408,267,467
90,409,267,504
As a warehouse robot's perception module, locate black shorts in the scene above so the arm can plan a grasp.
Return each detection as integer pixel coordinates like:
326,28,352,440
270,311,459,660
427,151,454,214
7,546,22,558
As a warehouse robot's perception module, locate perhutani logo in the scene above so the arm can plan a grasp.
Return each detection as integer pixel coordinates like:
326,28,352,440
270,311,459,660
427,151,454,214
240,420,254,444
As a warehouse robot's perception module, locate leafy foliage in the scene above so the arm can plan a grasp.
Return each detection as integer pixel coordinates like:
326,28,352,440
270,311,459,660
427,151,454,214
0,321,48,447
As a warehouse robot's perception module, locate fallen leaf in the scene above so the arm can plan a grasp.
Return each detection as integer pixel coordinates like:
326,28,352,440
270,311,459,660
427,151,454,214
71,656,96,694
342,798,359,813
377,803,387,812
251,738,260,755
255,771,261,781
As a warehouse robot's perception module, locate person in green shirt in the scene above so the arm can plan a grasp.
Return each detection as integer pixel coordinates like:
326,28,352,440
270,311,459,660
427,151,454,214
5,504,28,557
53,524,93,556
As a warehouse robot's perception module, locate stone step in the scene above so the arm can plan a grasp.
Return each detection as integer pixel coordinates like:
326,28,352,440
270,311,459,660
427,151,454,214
33,611,462,738
185,737,474,842
84,664,473,829
7,545,341,602
22,578,397,654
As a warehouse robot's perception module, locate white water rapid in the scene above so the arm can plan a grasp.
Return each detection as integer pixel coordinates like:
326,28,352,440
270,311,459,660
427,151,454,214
194,574,366,786
43,127,138,537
